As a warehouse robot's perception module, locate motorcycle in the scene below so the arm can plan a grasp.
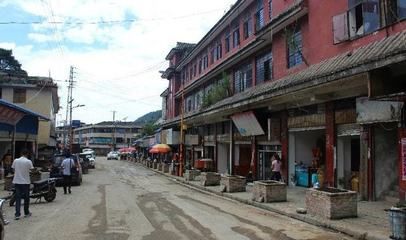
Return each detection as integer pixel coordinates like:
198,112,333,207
9,178,58,207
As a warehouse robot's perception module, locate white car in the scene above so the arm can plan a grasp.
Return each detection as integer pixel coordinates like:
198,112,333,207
107,151,120,160
82,150,96,168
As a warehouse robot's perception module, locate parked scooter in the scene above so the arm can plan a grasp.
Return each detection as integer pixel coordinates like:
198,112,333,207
9,178,58,206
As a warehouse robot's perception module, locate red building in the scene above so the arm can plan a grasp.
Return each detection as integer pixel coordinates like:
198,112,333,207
161,0,406,201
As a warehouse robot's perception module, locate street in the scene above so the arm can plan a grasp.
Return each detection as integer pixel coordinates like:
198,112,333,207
4,157,354,240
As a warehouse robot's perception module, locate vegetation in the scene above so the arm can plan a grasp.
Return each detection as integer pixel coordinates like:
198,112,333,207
134,110,162,126
0,48,27,76
202,72,230,108
140,122,158,136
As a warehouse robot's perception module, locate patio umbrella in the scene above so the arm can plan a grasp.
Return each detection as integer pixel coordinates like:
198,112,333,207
149,144,171,154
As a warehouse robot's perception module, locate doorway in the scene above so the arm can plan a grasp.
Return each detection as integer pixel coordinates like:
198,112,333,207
337,135,360,190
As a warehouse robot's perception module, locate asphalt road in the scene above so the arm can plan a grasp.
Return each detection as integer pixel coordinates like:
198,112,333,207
3,157,354,240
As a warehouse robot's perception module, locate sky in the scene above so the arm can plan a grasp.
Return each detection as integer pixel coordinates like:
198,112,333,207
0,0,236,125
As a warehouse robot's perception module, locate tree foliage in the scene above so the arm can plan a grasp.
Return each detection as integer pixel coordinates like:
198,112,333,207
0,48,27,76
141,122,158,136
202,72,230,108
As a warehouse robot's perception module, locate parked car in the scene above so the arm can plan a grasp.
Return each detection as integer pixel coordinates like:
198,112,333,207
107,151,120,160
82,149,96,168
78,153,90,174
49,154,83,186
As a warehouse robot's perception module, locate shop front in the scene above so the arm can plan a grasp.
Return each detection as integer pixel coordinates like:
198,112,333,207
336,124,361,191
257,144,281,180
287,106,326,188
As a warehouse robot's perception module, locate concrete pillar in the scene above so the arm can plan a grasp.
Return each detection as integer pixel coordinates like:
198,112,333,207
281,111,289,182
399,127,406,201
325,102,336,187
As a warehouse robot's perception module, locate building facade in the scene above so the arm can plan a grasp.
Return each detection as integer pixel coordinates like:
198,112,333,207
73,121,142,155
161,0,406,202
0,74,60,160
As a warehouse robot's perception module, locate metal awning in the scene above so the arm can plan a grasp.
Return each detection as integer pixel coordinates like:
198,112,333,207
0,99,49,134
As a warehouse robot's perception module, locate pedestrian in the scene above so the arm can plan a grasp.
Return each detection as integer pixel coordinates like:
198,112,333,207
11,149,34,220
271,153,282,181
1,150,13,177
61,152,76,194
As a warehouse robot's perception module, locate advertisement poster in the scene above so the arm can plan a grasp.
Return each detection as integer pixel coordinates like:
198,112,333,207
402,138,406,181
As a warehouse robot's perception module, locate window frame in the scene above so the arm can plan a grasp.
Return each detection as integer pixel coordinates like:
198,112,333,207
13,88,26,103
286,26,303,68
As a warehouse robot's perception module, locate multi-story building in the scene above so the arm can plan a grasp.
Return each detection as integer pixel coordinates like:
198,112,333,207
73,121,142,155
161,0,406,202
0,73,60,159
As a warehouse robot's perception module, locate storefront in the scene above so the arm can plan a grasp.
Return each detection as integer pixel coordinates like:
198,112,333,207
336,124,361,190
356,98,404,200
257,144,281,180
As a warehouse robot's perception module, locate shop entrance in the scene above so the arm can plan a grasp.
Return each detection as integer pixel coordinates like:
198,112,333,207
336,135,360,190
288,129,325,187
257,145,281,180
217,143,229,174
374,123,398,200
234,144,251,177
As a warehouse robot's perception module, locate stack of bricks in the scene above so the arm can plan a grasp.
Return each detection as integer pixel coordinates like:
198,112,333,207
252,180,287,203
305,188,358,219
200,172,221,186
220,175,246,192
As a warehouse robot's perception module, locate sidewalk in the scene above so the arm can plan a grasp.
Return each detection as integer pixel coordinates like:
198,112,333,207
140,163,392,240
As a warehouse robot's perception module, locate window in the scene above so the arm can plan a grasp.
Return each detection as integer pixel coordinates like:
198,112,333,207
199,59,203,74
287,27,303,68
386,0,406,24
13,88,26,103
256,0,265,31
333,0,381,43
0,88,2,99
269,0,272,19
243,17,253,39
233,25,240,48
210,47,215,64
216,42,222,60
348,0,380,37
189,67,193,80
256,51,273,84
225,32,231,53
234,63,253,93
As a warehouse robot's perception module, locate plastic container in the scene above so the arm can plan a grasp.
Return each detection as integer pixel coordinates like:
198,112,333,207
387,208,406,240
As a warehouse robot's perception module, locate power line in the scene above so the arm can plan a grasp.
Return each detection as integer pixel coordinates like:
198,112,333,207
0,8,226,25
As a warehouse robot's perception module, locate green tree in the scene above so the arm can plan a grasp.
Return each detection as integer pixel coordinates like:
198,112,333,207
0,49,27,76
141,122,158,136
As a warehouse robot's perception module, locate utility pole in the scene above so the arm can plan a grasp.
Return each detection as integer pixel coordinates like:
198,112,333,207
66,66,75,153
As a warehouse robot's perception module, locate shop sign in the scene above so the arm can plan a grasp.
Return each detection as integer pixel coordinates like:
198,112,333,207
231,111,265,136
356,97,404,124
161,129,180,145
402,138,406,181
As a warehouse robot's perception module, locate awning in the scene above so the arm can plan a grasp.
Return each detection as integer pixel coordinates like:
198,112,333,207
231,111,265,136
0,99,49,135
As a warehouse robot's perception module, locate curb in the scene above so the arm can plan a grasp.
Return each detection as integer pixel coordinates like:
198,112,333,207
137,163,382,240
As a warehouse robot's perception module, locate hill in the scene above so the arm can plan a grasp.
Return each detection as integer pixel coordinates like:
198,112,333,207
134,110,162,126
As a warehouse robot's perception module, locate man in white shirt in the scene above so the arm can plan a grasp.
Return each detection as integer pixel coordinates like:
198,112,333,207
61,153,76,194
12,149,34,220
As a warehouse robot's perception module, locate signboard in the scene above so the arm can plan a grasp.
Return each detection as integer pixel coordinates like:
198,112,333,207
161,129,180,145
356,97,404,124
402,138,406,181
231,111,265,136
185,134,200,145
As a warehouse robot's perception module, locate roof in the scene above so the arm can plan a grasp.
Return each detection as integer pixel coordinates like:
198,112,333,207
165,42,196,60
164,30,406,126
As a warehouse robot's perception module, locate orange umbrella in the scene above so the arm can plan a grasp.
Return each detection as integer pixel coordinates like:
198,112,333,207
149,144,171,154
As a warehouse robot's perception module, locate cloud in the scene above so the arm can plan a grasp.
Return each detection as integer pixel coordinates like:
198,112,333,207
0,0,236,124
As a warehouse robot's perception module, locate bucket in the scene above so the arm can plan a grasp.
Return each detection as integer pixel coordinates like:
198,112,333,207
387,208,406,240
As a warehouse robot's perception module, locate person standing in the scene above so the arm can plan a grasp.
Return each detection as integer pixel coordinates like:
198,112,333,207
1,150,13,177
61,153,76,194
271,153,282,181
11,149,34,220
